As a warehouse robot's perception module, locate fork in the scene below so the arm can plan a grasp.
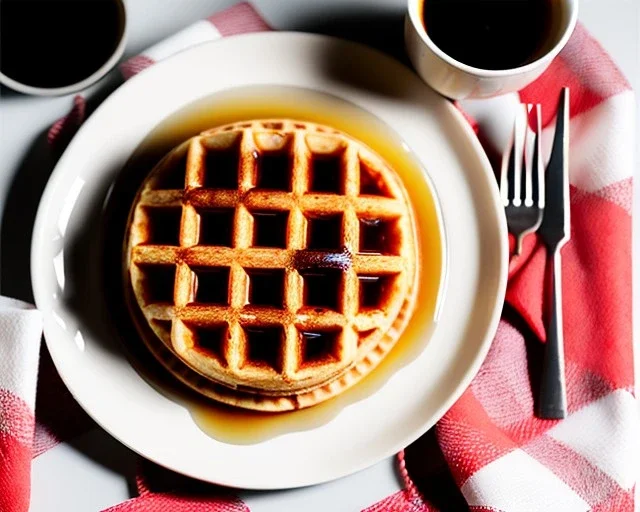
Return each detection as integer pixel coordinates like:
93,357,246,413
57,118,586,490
500,104,544,255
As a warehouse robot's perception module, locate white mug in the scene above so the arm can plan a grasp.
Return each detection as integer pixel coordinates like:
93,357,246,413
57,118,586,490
405,0,578,100
0,0,127,96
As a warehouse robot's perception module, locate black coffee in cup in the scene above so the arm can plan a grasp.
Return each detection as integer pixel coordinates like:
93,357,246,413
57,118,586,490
422,0,554,70
0,0,125,89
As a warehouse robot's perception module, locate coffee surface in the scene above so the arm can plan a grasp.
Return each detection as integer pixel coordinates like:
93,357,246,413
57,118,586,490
0,0,123,88
423,0,552,70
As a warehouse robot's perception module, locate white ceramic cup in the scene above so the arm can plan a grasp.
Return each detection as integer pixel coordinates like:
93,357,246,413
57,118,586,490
405,0,578,100
0,0,127,96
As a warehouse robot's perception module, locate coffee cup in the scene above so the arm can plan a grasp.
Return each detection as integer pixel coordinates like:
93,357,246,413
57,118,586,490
405,0,578,99
0,0,127,96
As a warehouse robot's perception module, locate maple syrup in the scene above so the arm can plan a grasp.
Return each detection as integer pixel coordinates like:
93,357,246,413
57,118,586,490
104,86,443,444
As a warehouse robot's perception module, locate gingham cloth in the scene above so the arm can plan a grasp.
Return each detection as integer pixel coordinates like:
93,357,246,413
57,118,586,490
2,3,635,511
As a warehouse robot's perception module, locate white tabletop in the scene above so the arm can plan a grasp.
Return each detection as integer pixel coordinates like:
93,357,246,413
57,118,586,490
0,1,636,511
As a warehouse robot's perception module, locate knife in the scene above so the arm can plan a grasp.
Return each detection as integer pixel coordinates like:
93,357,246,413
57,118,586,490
537,87,570,419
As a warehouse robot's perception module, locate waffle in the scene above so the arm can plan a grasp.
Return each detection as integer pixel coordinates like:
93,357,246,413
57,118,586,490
124,119,419,411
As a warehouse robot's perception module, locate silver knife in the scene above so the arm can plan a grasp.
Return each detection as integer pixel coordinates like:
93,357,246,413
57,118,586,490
537,87,570,419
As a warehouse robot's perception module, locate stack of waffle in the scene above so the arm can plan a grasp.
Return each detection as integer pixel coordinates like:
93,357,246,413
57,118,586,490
124,120,419,411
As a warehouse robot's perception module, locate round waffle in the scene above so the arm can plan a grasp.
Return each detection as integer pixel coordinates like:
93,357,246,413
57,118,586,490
124,119,420,411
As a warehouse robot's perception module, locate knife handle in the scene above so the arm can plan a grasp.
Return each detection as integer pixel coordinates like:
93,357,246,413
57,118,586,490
538,247,568,419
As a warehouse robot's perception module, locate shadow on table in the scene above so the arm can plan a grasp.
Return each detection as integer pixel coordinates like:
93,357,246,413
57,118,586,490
0,131,52,302
67,429,140,498
0,71,121,300
291,7,409,64
0,82,25,98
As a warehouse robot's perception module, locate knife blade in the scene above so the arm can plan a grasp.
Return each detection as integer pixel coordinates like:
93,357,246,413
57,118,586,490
539,87,570,249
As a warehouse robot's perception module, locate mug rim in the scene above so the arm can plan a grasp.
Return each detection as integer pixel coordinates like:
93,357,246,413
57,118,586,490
0,0,128,97
407,0,579,78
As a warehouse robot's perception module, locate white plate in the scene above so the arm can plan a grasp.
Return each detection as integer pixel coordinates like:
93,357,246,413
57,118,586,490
31,33,507,489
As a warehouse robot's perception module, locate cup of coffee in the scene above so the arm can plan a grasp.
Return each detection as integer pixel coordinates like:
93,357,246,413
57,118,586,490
405,0,578,99
0,0,127,96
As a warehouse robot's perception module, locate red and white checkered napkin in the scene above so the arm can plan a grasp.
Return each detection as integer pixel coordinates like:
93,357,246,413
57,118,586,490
1,2,632,511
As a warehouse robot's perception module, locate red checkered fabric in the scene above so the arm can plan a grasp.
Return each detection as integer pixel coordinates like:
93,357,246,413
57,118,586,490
2,3,630,512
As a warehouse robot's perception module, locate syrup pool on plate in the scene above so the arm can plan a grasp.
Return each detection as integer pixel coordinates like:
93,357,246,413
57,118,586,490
106,86,444,444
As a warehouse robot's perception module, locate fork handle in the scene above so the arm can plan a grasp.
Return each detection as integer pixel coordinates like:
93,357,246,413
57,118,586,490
538,247,568,419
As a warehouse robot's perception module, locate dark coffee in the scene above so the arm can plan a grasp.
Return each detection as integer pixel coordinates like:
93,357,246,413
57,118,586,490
422,0,553,70
0,0,124,89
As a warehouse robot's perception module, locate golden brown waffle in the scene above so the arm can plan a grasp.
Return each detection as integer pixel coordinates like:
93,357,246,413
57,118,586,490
124,119,419,411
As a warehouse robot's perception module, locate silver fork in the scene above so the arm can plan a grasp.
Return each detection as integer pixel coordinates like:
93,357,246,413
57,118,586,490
501,104,544,255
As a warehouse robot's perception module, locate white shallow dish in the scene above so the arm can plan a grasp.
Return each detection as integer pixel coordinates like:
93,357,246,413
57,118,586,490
31,32,507,489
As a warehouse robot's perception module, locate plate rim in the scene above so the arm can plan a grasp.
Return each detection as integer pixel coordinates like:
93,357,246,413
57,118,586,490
31,31,508,489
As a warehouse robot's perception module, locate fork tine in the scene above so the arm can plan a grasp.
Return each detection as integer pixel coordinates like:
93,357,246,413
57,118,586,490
506,140,517,204
500,105,525,207
512,105,527,207
500,122,514,207
522,104,537,207
532,104,545,209
532,131,541,205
